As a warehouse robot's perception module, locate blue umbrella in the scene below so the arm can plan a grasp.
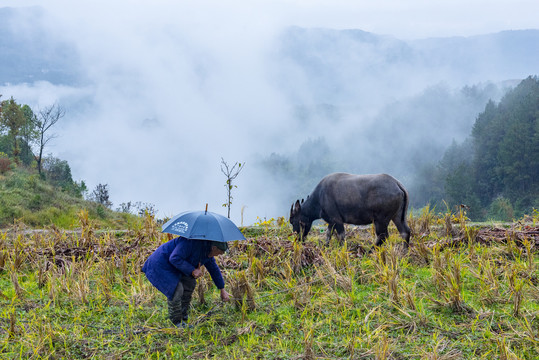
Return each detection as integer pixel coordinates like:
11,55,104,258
161,210,246,242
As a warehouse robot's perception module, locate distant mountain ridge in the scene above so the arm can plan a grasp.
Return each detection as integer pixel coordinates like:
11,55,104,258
411,29,539,78
0,7,81,85
1,6,538,91
275,27,539,106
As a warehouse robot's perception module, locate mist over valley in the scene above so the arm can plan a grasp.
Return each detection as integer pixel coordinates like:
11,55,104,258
1,5,538,224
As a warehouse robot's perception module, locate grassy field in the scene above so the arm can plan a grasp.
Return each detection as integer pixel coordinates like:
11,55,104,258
1,210,538,359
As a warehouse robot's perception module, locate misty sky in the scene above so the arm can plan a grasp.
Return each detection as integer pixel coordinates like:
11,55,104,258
1,0,538,225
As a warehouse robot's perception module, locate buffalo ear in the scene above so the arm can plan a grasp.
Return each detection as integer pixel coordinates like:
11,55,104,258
301,198,304,204
294,199,301,213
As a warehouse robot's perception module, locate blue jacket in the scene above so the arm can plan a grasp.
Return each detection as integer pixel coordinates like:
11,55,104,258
142,237,225,300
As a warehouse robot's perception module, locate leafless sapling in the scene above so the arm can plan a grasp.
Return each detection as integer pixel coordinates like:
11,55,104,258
220,157,245,218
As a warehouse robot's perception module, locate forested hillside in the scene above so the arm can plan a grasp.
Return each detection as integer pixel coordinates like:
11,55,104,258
0,96,138,228
416,76,539,220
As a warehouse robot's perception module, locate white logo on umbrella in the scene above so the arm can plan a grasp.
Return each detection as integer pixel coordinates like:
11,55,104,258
171,221,189,233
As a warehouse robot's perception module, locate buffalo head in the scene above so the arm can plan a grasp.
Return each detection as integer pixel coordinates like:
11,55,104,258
289,199,312,241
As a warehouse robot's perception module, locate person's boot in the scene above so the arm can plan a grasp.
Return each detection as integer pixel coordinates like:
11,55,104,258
180,303,190,322
172,307,192,329
173,321,193,329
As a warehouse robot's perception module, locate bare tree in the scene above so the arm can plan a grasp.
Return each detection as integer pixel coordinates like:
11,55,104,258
34,103,65,175
220,158,245,218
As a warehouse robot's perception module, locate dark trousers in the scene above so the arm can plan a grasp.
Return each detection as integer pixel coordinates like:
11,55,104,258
168,275,197,324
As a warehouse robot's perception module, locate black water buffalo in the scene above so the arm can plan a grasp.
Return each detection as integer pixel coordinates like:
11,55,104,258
290,173,411,248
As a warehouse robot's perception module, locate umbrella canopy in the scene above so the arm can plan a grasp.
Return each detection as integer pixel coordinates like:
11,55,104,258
161,210,246,242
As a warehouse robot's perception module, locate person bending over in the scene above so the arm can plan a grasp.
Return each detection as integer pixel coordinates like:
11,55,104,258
142,237,230,327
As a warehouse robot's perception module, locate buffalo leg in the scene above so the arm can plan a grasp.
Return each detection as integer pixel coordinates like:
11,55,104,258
325,224,334,246
326,223,345,246
374,221,389,247
393,217,411,249
335,223,345,244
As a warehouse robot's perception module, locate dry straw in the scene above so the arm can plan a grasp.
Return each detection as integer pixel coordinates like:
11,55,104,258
229,270,256,311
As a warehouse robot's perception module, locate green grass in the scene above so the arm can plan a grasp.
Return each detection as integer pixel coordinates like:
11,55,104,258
0,167,138,229
1,213,539,359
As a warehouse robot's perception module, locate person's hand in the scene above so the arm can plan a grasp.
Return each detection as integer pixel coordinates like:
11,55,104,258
192,264,203,279
220,288,230,302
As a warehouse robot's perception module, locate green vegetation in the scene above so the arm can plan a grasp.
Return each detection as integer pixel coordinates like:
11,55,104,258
0,166,137,229
1,211,538,359
429,76,539,220
0,96,141,229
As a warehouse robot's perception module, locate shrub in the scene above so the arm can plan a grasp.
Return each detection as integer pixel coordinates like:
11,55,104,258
96,204,107,219
47,207,78,228
28,194,43,210
0,153,11,174
0,202,23,226
487,197,514,222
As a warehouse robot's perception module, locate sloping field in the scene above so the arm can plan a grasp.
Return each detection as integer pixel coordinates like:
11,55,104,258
1,212,538,359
